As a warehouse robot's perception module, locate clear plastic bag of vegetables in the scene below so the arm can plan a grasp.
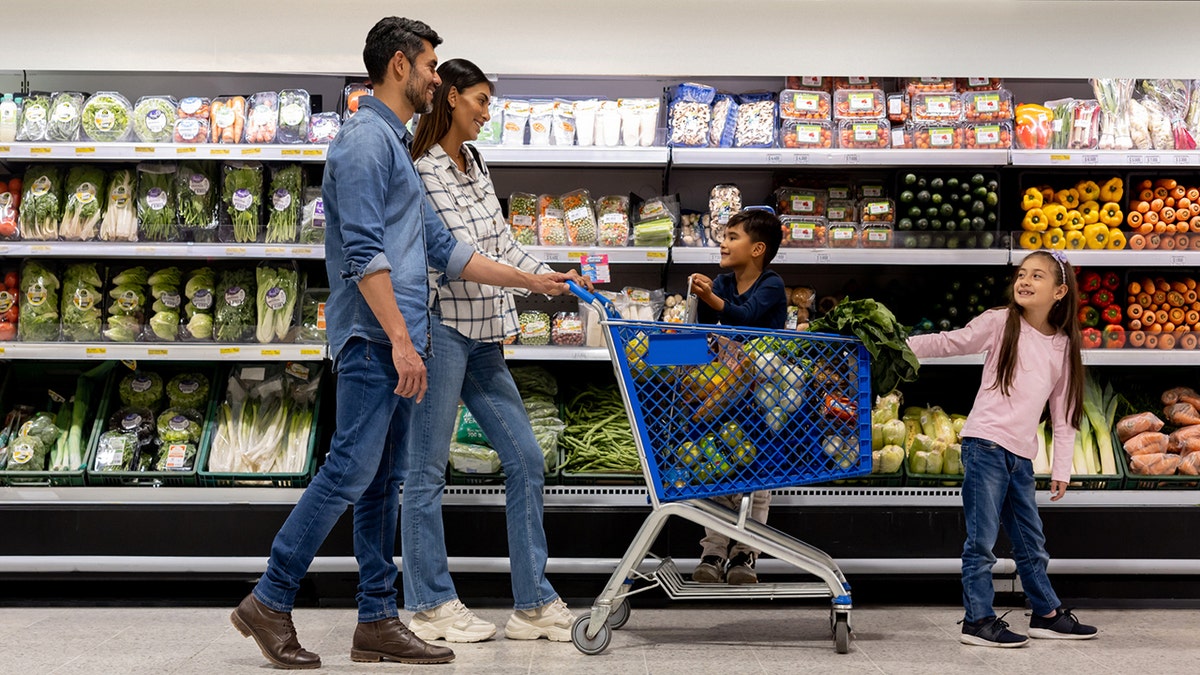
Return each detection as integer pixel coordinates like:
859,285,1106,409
132,95,178,143
166,372,210,409
176,161,217,242
81,92,133,142
1090,79,1134,151
91,430,136,472
0,266,18,341
19,165,62,240
255,262,299,344
181,267,215,341
265,164,303,244
104,265,149,343
47,92,85,142
59,165,107,241
298,187,325,245
119,369,164,410
211,95,246,145
1140,79,1197,150
508,192,537,245
6,433,48,471
561,189,597,245
100,168,138,242
18,260,60,342
16,94,51,142
214,267,256,342
595,195,630,246
59,262,104,342
136,163,178,242
307,112,340,144
107,406,158,470
221,162,264,243
146,265,183,342
157,407,203,445
208,363,321,474
244,91,279,144
297,288,328,343
277,89,311,144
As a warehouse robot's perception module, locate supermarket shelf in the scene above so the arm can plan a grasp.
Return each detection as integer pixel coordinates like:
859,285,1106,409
0,342,327,361
670,148,1009,167
523,245,669,264
0,142,327,161
475,145,668,166
1010,150,1200,167
1012,248,1200,267
672,247,1009,266
1,485,1196,508
0,242,324,260
918,355,985,366
502,345,609,361
1082,349,1200,366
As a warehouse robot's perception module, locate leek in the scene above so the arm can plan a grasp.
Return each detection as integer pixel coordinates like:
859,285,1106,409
1082,375,1119,475
1032,421,1050,474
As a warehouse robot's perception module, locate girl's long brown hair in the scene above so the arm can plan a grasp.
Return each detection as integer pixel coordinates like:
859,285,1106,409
410,58,494,160
991,250,1083,428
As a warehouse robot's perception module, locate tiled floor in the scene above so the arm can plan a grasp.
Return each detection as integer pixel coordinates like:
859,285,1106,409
0,604,1194,674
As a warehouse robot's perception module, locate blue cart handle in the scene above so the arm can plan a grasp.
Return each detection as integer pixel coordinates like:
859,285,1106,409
566,279,621,319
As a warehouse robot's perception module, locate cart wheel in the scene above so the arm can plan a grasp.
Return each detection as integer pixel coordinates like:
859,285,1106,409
572,616,612,655
607,601,630,630
833,614,851,654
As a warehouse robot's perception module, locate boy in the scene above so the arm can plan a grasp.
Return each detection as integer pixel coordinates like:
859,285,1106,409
689,208,788,584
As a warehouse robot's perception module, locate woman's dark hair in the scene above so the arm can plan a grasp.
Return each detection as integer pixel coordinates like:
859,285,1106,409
363,17,442,85
411,59,494,159
992,250,1083,428
726,209,783,264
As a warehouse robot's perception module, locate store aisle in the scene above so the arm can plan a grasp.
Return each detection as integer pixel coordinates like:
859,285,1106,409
0,605,1194,674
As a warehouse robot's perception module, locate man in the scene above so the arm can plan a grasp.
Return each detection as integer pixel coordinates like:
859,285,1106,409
231,17,572,669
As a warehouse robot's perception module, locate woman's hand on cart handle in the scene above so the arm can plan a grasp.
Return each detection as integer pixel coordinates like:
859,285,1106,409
526,271,572,296
563,269,594,292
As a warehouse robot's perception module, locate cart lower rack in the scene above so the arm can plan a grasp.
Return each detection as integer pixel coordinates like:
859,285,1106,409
564,281,872,655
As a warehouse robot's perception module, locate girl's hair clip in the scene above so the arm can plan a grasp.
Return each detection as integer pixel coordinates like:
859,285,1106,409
1048,249,1070,265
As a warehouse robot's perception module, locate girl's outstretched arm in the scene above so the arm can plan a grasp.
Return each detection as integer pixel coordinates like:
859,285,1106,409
906,308,1002,360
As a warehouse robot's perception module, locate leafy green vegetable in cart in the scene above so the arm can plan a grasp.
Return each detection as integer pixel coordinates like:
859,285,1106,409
60,263,104,342
103,315,141,343
5,434,47,471
166,373,210,409
266,164,303,243
19,412,62,449
176,161,217,232
215,267,257,342
120,371,164,410
255,264,299,343
157,408,202,444
809,297,920,397
92,431,135,472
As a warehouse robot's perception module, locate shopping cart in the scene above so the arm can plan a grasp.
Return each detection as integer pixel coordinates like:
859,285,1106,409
565,281,872,655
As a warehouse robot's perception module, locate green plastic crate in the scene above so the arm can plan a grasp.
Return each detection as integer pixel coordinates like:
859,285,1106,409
1034,433,1126,491
84,363,220,487
1121,443,1199,489
0,361,114,487
447,447,561,486
829,463,905,487
559,467,646,486
905,469,964,488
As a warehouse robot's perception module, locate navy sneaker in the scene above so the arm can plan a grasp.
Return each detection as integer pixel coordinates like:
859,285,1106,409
959,612,1029,648
1028,608,1098,640
692,555,725,583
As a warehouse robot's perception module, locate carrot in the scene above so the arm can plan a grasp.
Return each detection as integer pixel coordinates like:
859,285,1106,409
1166,224,1178,236
1179,221,1191,233
1129,304,1144,320
1130,319,1143,330
1130,330,1147,347
1117,412,1165,442
1137,293,1152,307
1162,386,1199,405
1154,290,1168,305
1163,206,1177,222
1186,308,1199,324
1140,189,1155,202
1180,198,1192,210
1146,210,1160,224
1140,179,1154,190
1172,281,1188,293
1160,332,1178,349
1193,233,1200,250
1151,198,1165,211
1173,186,1187,200
1170,307,1186,324
1157,309,1170,324
1165,401,1200,424
1130,281,1143,294
1171,424,1200,451
1189,278,1198,290
1181,394,1200,409
1148,233,1162,248
1190,187,1200,201
1168,197,1177,209
1128,211,1143,227
1164,322,1177,333
1180,453,1200,475
1131,453,1182,475
1189,290,1199,304
1158,178,1178,190
1125,431,1171,456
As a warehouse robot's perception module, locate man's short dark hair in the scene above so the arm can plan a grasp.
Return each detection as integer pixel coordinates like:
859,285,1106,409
726,209,783,264
363,17,442,85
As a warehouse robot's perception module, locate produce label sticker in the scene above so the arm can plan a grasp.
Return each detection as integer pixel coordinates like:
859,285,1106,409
852,124,877,142
976,94,1000,112
795,124,820,145
828,206,849,221
848,93,875,111
315,302,326,330
0,291,12,312
926,96,953,114
580,253,611,284
888,97,904,115
828,187,850,200
791,224,815,240
831,227,854,240
848,76,870,85
75,183,97,204
26,283,47,306
930,128,954,146
920,77,944,84
146,187,169,211
165,444,188,470
791,194,816,213
867,201,890,216
31,176,51,197
861,185,885,198
975,125,1000,145
794,93,820,112
801,76,822,87
867,230,889,242
967,77,990,87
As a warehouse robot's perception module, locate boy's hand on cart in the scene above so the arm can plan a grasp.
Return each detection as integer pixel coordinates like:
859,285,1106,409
392,338,428,403
1049,480,1067,501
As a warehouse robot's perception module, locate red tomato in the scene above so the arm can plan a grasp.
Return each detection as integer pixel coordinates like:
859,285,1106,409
2,306,16,323
7,178,21,195
0,322,15,341
3,272,16,289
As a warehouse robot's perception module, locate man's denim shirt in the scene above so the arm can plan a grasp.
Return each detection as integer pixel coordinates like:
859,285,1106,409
323,96,473,363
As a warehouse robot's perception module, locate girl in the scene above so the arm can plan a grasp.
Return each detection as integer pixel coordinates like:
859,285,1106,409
907,249,1098,648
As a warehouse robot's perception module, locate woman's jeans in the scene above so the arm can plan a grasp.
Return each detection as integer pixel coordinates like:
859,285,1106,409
254,337,412,623
402,319,557,611
960,436,1062,623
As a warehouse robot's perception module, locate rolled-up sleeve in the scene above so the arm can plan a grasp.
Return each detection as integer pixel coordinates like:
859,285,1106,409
422,194,474,280
332,125,393,283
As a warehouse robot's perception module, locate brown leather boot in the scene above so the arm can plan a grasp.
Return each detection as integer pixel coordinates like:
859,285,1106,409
351,617,455,664
230,593,321,670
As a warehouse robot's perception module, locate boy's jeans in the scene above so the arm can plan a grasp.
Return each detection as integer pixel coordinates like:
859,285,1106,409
960,436,1061,623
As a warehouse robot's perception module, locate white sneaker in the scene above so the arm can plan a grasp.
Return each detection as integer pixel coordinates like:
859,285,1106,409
504,598,576,642
410,599,497,643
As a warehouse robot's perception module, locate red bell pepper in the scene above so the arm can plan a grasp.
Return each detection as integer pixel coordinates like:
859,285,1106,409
1078,306,1100,328
822,394,857,422
1103,324,1126,349
1101,271,1122,291
1102,305,1123,325
1079,271,1102,293
1092,288,1115,307
1082,327,1103,349
1078,292,1090,306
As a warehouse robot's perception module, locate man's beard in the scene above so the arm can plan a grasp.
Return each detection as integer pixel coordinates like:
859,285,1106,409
406,78,432,114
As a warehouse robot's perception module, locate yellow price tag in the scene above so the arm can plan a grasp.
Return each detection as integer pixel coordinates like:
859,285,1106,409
300,348,322,356
1049,154,1071,162
134,146,155,154
135,246,158,255
568,251,585,260
646,251,667,260
86,347,107,355
0,347,6,355
30,147,52,154
176,147,197,154
0,146,10,153
225,247,247,256
302,148,324,156
30,245,52,253
264,247,286,255
241,147,262,155
503,348,515,357
75,146,96,154
211,148,231,155
292,247,314,256
147,348,169,356
220,347,241,355
281,149,301,156
261,349,282,357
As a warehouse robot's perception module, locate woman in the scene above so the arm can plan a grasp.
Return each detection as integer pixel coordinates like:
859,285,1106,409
403,59,577,644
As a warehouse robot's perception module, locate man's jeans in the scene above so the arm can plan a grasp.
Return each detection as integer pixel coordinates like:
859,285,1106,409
254,337,413,622
960,436,1061,623
402,319,557,612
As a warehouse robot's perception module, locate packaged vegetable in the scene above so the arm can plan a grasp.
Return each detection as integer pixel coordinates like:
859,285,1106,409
781,216,827,248
962,89,1014,122
964,121,1013,149
776,187,826,217
15,94,50,142
1130,452,1181,475
166,372,210,409
502,100,530,145
1015,103,1054,149
59,260,102,338
828,222,859,248
18,260,60,342
100,169,137,242
633,217,674,247
173,117,209,144
136,163,177,241
859,198,895,223
1067,99,1102,150
536,194,566,246
838,119,891,148
571,99,597,147
255,262,300,343
181,267,215,341
91,431,136,472
904,78,957,95
786,76,832,92
596,195,630,246
962,77,1004,91
81,92,133,142
780,119,834,148
215,267,256,342
860,223,893,248
0,265,18,341
835,77,881,90
834,89,885,119
1090,79,1134,150
6,433,48,472
733,92,776,148
1141,79,1196,150
0,95,18,142
342,83,371,121
561,189,597,245
59,165,106,241
47,92,85,142
912,123,963,149
119,371,164,409
508,192,537,245
637,99,660,147
708,184,741,243
911,91,964,122
1116,412,1164,443
132,96,178,143
105,265,148,342
597,100,621,147
299,187,325,245
176,161,217,240
244,92,279,144
307,112,340,144
551,312,584,346
779,90,831,120
176,96,211,120
668,82,716,147
519,311,551,346
298,288,328,343
618,287,663,321
618,98,643,147
19,165,62,240
265,164,303,244
222,161,264,243
157,408,203,445
887,94,910,124
528,100,554,146
708,93,738,148
449,440,501,474
210,95,246,144
146,265,183,342
826,199,856,223
277,89,311,144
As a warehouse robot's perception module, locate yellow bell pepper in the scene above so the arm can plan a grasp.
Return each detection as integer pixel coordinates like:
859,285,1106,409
1044,227,1067,250
1043,203,1068,229
1107,228,1127,250
1100,177,1123,203
1065,230,1086,249
1040,187,1055,204
1018,231,1043,250
1021,188,1044,211
1064,210,1085,231
1055,188,1080,209
1079,200,1100,224
1084,223,1109,249
1076,180,1101,203
1022,208,1048,232
1099,202,1123,227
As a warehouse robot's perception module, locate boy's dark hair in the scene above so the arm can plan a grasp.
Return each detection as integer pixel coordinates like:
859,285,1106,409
726,210,783,264
363,17,442,85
